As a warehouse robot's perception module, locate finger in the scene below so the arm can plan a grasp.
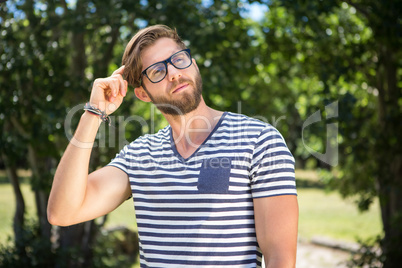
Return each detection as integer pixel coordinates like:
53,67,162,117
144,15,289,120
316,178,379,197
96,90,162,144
112,65,125,76
112,73,128,97
111,79,121,98
106,79,120,102
120,79,126,97
123,80,128,96
119,75,127,97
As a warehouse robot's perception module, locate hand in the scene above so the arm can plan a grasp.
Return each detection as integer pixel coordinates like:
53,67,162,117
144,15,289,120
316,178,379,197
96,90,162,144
88,65,128,115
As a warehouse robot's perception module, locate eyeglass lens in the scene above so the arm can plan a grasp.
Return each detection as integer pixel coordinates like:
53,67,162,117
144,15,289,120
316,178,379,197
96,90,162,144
146,50,192,83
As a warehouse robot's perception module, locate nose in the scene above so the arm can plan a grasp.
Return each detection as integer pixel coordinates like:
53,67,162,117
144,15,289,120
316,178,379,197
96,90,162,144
166,63,182,82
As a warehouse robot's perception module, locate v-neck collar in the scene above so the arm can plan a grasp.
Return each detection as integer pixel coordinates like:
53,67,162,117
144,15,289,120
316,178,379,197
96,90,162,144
170,112,228,162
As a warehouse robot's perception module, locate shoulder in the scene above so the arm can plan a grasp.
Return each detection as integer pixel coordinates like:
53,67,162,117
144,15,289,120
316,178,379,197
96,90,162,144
222,112,290,152
223,112,279,135
136,125,170,144
121,125,171,152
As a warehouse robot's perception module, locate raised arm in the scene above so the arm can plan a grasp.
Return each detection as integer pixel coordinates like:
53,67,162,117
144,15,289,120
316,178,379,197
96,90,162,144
253,195,299,268
47,66,131,226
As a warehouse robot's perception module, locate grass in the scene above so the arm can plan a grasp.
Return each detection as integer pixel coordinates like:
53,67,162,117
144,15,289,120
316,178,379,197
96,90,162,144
297,188,382,242
295,169,383,242
97,198,137,230
0,183,36,243
0,169,383,246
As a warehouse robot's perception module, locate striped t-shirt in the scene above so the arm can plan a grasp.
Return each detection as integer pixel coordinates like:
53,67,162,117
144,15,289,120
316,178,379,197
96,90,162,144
109,112,297,268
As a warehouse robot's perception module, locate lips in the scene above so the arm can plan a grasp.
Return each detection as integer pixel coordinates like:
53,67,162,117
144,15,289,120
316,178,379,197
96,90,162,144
171,83,189,94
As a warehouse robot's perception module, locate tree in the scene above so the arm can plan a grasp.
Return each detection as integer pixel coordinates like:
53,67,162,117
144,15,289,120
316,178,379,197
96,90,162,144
0,0,265,266
0,0,144,266
261,0,401,265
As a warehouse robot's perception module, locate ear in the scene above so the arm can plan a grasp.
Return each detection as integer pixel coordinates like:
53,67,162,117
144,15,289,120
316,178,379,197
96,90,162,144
134,87,152,102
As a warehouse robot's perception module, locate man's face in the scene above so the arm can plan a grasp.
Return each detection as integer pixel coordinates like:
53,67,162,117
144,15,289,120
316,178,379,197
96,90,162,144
139,38,203,116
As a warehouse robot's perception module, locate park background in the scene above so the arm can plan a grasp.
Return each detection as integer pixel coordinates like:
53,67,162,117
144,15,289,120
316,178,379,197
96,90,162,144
0,0,400,267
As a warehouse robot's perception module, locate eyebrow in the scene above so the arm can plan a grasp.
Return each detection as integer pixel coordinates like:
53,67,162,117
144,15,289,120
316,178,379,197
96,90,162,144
143,48,183,71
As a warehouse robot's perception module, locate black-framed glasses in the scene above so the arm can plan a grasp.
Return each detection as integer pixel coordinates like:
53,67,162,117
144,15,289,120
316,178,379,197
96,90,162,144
141,49,192,84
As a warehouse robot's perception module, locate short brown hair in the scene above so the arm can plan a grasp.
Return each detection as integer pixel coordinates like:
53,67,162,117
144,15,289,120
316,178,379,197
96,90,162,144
122,25,186,88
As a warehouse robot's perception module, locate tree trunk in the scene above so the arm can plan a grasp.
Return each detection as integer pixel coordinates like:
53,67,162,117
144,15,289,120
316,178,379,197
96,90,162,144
57,221,99,268
27,145,52,241
375,44,402,267
377,167,402,267
0,153,26,246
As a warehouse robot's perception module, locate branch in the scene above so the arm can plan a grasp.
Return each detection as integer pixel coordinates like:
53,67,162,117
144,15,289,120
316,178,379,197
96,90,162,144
10,116,30,140
342,0,372,21
104,26,121,64
24,0,39,29
60,0,69,12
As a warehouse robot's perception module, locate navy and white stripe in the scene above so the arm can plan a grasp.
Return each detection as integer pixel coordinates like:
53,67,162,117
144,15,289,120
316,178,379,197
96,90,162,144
109,112,296,268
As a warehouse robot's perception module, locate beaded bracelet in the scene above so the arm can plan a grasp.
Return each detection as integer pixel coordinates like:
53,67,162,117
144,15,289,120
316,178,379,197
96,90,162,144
83,103,111,126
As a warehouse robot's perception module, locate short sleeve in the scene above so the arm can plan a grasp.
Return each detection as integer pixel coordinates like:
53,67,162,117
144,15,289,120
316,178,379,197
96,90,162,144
250,126,297,198
108,144,130,175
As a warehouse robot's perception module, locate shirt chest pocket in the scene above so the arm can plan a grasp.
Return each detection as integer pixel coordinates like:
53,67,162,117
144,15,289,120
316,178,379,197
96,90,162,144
197,157,232,194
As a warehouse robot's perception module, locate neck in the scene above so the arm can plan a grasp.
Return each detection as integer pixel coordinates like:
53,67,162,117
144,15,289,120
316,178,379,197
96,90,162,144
163,97,224,156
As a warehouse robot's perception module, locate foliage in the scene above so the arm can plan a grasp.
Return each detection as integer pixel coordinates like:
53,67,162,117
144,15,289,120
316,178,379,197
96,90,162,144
346,236,385,268
0,219,139,268
267,0,401,266
0,220,63,268
1,0,401,266
93,227,139,268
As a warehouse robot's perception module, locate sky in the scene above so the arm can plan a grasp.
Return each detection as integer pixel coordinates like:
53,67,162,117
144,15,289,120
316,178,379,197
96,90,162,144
241,1,269,21
2,0,269,24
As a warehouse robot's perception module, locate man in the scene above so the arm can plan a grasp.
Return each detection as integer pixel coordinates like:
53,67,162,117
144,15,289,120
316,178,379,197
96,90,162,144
48,24,298,268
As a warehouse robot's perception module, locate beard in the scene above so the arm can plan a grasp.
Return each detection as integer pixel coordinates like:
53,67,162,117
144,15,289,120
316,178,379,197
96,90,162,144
144,71,203,116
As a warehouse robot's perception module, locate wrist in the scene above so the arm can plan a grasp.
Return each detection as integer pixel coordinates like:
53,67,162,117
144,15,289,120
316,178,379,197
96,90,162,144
82,110,103,126
68,111,102,149
84,102,111,126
